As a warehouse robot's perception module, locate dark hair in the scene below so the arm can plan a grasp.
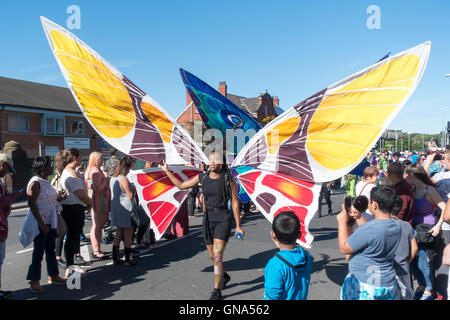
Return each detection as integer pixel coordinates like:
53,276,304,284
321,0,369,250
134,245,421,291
387,162,404,176
61,148,81,169
393,152,401,158
370,185,397,214
353,195,369,213
402,159,412,167
404,162,436,187
32,156,52,175
272,211,300,245
110,148,118,156
391,196,404,216
113,156,135,177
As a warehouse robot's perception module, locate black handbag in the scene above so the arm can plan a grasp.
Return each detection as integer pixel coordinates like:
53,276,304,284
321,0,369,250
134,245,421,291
414,224,435,245
131,196,150,228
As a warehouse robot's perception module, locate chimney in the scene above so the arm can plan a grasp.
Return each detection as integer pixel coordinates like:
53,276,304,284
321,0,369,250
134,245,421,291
218,81,227,96
273,96,279,106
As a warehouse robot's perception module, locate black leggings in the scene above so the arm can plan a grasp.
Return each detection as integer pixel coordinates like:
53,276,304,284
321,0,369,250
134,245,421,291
134,221,150,245
61,204,85,267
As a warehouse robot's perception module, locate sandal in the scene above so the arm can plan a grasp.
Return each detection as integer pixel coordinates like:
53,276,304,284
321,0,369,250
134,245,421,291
125,258,138,266
124,248,138,266
92,251,106,259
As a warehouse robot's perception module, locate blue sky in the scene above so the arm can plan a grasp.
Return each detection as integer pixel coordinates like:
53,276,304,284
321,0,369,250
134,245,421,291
1,0,449,134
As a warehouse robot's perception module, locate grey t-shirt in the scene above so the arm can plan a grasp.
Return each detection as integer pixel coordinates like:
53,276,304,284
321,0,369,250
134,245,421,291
347,218,402,287
393,220,416,275
60,169,87,206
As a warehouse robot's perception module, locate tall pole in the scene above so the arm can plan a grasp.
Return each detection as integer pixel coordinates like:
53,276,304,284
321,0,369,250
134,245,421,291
408,133,411,151
440,107,445,149
395,132,398,152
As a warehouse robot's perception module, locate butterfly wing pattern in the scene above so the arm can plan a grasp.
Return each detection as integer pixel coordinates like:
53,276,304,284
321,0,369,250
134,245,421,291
236,169,321,248
180,68,261,139
233,42,430,183
42,17,430,249
41,17,208,166
129,167,202,240
232,42,430,247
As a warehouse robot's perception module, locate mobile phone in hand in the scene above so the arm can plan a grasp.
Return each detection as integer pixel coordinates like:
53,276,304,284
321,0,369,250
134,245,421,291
344,196,352,214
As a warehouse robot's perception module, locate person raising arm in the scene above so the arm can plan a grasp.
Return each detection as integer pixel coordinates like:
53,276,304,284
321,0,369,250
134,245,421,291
161,151,244,300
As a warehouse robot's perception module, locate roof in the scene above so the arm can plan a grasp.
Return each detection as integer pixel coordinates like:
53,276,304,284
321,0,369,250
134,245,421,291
227,93,260,114
0,76,80,113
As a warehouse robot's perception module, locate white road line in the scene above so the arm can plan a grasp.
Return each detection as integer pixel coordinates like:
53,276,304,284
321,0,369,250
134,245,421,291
16,248,34,254
80,244,91,263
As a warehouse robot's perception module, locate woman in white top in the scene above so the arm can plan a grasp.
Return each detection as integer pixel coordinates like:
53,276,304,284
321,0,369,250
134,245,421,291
26,157,67,293
60,149,92,274
355,166,379,200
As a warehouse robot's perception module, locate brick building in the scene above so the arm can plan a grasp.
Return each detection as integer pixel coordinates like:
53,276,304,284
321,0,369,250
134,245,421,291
0,76,100,158
176,81,282,134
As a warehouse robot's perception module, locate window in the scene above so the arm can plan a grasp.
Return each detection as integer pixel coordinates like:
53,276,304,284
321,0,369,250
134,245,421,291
42,114,65,135
70,119,86,135
8,114,29,132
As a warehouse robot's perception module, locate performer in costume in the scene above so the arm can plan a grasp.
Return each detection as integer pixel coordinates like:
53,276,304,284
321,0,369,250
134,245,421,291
162,152,244,300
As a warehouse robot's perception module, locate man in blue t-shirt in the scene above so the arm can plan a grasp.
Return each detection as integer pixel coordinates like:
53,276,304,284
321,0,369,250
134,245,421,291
337,185,402,300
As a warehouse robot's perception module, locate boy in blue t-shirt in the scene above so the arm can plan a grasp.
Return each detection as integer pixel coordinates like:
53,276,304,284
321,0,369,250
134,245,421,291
264,211,313,300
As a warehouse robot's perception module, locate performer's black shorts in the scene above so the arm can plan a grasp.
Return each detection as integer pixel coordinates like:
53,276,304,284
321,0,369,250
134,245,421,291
203,217,232,246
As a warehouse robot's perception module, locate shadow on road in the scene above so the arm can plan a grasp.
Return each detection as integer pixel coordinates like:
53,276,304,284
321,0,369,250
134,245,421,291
10,232,206,300
201,248,277,299
312,253,347,286
309,227,338,242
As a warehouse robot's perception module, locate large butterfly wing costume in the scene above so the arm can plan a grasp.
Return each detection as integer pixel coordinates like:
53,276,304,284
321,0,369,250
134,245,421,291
42,16,430,247
232,42,430,247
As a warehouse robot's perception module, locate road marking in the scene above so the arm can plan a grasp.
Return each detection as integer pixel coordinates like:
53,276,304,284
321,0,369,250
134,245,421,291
80,243,91,263
16,248,34,254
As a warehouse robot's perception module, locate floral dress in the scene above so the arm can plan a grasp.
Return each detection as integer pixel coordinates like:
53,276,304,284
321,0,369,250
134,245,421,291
26,176,59,228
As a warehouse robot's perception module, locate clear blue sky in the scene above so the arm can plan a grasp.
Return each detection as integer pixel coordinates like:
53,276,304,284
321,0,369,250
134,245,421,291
1,0,449,134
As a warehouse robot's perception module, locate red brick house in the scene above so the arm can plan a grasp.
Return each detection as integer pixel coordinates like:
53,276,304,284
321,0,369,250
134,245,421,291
176,81,282,134
0,76,99,158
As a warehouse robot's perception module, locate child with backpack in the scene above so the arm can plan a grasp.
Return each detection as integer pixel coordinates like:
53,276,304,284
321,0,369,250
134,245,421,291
264,211,313,300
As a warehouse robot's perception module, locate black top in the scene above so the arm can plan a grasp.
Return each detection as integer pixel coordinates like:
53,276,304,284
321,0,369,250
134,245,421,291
200,172,231,222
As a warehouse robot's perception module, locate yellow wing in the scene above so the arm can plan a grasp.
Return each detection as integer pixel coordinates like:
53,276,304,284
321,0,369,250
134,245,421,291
232,42,430,183
41,17,208,165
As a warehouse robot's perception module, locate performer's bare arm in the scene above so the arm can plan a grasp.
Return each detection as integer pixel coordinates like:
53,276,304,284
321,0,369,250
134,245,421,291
161,161,199,190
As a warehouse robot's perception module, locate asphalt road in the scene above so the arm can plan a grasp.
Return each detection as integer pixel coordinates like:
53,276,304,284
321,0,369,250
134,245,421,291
2,192,346,300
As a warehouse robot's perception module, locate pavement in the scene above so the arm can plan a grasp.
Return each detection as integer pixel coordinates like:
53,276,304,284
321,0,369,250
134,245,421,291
2,191,347,300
